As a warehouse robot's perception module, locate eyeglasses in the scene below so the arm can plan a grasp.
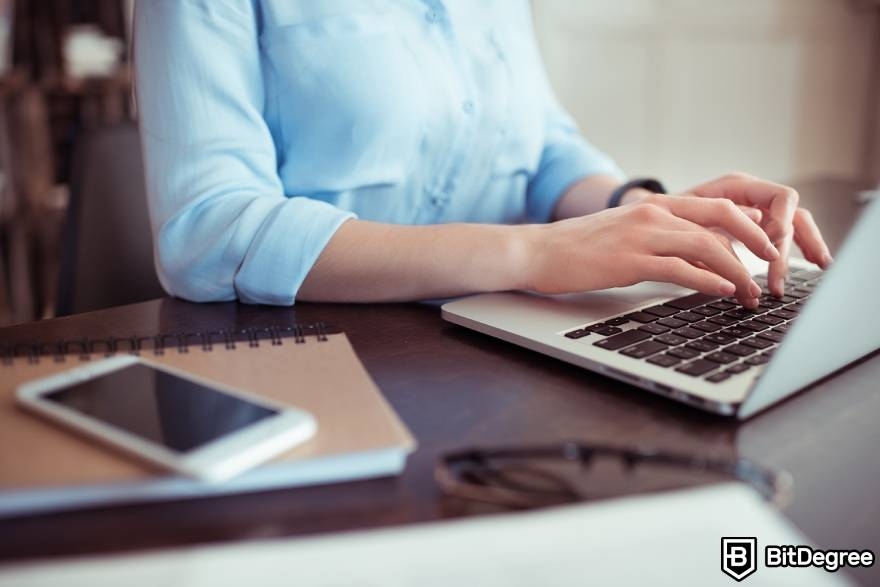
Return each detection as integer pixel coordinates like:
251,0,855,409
436,442,792,510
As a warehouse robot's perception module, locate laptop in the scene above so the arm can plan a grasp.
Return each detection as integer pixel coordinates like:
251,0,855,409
442,199,880,418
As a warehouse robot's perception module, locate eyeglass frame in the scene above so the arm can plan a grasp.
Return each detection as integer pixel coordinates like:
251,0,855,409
435,441,793,510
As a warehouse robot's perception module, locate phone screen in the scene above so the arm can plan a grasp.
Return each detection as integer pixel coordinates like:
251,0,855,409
44,364,277,453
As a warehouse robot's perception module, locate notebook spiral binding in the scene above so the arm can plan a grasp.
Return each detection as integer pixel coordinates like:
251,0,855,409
1,323,332,366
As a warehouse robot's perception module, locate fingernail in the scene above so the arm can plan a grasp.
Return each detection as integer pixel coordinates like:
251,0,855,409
763,244,780,261
749,281,762,297
719,280,736,295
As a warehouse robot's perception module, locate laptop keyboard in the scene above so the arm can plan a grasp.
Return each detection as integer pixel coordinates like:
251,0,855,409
563,268,823,383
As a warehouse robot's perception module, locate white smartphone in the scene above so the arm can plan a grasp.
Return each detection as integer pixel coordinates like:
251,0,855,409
16,355,317,482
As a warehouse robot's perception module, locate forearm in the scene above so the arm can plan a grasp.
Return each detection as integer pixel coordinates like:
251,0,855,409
552,174,652,220
298,219,529,302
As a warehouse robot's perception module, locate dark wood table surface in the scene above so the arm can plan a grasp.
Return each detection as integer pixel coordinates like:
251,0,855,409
0,178,878,585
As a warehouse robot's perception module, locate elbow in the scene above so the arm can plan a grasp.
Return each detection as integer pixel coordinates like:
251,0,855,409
153,229,238,304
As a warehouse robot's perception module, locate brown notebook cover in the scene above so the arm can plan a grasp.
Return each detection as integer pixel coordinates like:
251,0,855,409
0,325,415,517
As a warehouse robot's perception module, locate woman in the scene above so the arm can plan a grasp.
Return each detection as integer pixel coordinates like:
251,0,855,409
134,1,830,308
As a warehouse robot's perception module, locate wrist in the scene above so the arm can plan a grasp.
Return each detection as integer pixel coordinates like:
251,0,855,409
505,224,543,292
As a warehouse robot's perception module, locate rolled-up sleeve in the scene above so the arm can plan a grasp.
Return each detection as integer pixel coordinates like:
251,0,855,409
135,0,355,305
526,95,626,222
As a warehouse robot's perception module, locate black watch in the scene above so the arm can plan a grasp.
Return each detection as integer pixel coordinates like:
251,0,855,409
607,178,667,208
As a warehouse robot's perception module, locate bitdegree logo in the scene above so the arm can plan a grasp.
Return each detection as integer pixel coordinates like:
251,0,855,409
766,545,875,573
722,537,875,581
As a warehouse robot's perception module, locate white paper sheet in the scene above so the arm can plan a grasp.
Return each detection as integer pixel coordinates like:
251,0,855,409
0,483,852,587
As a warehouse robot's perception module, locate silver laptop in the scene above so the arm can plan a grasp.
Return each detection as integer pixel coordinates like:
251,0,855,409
442,199,880,418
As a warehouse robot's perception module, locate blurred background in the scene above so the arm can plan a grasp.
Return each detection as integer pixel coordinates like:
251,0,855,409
0,0,877,327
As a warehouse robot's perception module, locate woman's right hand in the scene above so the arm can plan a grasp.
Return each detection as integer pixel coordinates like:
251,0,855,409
519,194,780,308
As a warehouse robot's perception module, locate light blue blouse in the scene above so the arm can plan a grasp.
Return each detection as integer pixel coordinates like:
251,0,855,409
134,0,623,305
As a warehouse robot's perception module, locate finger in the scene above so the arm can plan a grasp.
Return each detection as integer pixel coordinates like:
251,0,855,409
660,196,779,262
708,232,762,308
738,205,762,224
638,256,736,297
793,230,816,265
652,230,761,307
688,173,799,245
792,208,832,268
767,235,793,297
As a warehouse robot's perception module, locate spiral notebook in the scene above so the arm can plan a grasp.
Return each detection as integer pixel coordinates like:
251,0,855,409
0,324,416,518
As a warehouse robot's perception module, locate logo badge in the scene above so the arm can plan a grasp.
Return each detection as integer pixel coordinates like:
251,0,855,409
722,537,757,582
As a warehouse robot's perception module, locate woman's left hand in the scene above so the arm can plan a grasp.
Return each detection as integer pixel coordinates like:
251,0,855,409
677,172,832,297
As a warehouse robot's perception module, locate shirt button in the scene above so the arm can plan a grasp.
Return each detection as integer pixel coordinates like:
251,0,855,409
425,10,440,23
462,100,474,114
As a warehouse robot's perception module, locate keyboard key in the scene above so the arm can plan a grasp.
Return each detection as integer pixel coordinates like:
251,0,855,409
774,323,791,333
725,309,754,320
770,308,798,320
707,315,737,327
639,323,670,335
724,344,757,357
758,298,783,310
686,340,719,352
741,319,769,331
780,295,799,303
692,306,722,317
564,329,590,339
668,346,700,360
646,353,682,367
655,333,687,346
620,340,667,359
741,336,774,349
726,363,751,374
665,293,720,310
623,311,659,323
708,301,737,311
674,327,704,339
704,333,736,345
643,305,679,318
657,317,688,329
604,316,630,326
675,359,719,376
784,289,810,299
692,321,722,333
705,351,737,364
756,330,784,343
755,314,784,326
721,327,751,339
676,312,704,323
706,372,731,383
590,325,624,336
593,328,651,350
745,354,771,366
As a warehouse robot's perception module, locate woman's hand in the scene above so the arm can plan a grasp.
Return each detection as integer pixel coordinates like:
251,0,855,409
682,173,832,296
522,192,783,308
542,172,832,305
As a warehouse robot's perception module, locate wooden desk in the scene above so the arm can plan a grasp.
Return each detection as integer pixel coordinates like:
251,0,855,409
0,178,877,586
